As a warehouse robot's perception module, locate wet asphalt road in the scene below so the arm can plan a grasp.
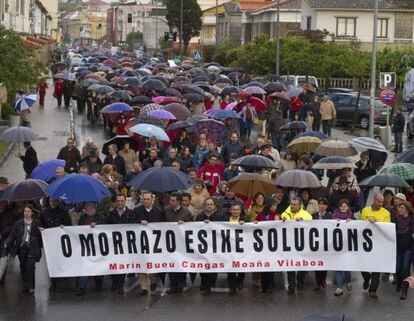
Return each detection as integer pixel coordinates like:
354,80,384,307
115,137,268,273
1,93,414,321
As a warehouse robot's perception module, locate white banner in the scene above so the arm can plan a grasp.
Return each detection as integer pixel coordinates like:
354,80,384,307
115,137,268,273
41,221,396,277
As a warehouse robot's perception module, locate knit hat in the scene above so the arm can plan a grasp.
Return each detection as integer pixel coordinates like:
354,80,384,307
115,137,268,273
264,196,277,208
395,193,407,201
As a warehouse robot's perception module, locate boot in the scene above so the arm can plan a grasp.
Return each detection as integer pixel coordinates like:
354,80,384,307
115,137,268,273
400,281,408,300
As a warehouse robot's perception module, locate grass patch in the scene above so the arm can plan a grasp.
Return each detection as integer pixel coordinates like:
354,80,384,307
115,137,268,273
0,141,11,159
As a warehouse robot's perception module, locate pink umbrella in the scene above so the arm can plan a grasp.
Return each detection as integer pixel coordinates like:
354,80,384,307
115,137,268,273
149,109,176,120
152,96,181,105
204,108,219,116
225,102,238,110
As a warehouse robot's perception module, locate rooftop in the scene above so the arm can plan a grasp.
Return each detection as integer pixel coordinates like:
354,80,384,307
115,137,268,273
305,0,414,10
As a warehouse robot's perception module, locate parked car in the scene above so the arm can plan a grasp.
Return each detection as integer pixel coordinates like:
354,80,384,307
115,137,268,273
280,75,319,89
316,92,356,106
335,95,388,129
407,110,414,140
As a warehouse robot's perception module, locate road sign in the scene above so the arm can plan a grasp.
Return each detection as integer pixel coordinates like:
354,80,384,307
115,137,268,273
193,51,202,60
380,72,396,89
380,89,397,105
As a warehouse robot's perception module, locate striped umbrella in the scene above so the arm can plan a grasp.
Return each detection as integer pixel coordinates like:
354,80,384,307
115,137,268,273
350,137,387,153
15,94,37,112
312,156,356,170
275,169,321,188
379,163,414,181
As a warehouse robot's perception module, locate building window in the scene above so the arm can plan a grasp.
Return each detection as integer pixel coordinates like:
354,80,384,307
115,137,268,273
306,16,312,30
377,18,388,38
336,17,356,37
127,13,132,23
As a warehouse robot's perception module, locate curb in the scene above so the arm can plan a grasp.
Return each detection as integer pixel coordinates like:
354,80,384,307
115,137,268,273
0,142,16,169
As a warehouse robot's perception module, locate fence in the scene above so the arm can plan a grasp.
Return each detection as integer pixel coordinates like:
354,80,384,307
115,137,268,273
317,78,404,90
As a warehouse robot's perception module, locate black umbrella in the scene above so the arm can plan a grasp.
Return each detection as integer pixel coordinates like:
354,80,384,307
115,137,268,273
174,84,205,96
186,114,208,125
183,93,204,101
242,81,265,89
359,174,410,188
131,96,152,105
220,86,240,96
0,179,48,201
233,155,279,170
102,135,138,156
265,82,287,93
167,120,191,131
280,121,308,131
142,79,167,93
396,147,414,164
130,115,165,128
123,77,141,87
161,88,183,98
192,75,211,83
128,167,193,192
214,77,233,85
108,90,133,101
173,76,191,83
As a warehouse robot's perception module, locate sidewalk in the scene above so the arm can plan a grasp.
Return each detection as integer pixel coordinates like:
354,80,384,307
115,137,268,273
0,80,72,181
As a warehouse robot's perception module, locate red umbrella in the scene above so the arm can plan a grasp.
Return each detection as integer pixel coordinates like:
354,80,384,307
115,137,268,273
103,59,119,67
299,82,317,93
247,97,267,111
269,91,290,102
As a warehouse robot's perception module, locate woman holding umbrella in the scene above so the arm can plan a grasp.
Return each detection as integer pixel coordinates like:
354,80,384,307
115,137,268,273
4,205,42,295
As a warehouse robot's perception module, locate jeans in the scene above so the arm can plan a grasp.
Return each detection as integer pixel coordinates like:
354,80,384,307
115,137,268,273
361,272,381,293
322,120,332,136
312,118,321,132
260,272,274,292
200,273,217,291
227,273,245,290
287,271,307,291
394,132,403,153
169,272,186,291
396,246,413,285
78,275,104,290
315,271,327,285
271,134,284,151
335,271,352,288
240,119,253,139
18,245,36,290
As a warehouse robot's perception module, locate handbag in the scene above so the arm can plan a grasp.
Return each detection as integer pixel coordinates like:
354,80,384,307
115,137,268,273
253,115,260,125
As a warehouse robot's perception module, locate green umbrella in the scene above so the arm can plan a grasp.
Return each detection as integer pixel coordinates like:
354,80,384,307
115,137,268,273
379,163,414,181
82,78,99,87
359,174,410,188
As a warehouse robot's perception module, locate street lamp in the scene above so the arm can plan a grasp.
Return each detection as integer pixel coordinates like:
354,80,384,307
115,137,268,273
275,0,280,76
369,0,379,138
180,0,183,55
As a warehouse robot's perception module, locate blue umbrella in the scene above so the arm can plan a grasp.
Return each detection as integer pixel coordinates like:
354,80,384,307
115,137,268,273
129,123,170,141
295,130,327,139
30,159,66,182
396,147,414,165
280,121,308,130
15,94,37,112
287,86,305,97
101,102,133,114
210,109,241,119
46,174,111,202
128,167,193,192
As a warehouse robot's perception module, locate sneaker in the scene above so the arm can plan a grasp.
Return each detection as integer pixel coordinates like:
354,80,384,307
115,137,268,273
334,288,343,296
363,280,370,290
369,292,378,299
346,283,352,292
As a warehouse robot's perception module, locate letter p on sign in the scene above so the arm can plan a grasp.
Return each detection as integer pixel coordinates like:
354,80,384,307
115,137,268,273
380,72,396,89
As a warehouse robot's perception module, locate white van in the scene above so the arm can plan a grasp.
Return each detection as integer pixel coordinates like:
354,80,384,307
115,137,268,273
280,75,319,89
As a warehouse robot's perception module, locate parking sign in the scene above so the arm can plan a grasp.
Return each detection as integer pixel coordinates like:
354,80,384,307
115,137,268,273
380,72,396,89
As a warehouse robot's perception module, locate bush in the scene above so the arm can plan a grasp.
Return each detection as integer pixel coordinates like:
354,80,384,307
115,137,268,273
1,102,15,119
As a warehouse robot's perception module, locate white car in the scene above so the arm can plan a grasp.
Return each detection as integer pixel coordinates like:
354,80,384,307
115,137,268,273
279,75,319,89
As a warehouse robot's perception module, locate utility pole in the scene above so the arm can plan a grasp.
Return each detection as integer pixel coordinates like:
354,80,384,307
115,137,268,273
275,0,280,76
369,0,379,138
180,0,183,56
215,0,218,47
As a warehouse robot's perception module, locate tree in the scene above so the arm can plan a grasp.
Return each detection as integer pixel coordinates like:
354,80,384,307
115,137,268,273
126,31,143,48
0,26,42,108
166,0,202,54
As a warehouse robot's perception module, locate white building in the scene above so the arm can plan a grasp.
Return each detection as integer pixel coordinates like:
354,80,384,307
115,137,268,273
301,0,414,50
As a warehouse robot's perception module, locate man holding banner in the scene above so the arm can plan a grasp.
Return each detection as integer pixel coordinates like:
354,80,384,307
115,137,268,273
360,193,391,299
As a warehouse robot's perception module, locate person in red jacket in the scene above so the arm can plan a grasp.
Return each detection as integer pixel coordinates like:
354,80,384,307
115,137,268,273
289,96,302,120
53,79,64,107
197,152,222,195
37,79,48,108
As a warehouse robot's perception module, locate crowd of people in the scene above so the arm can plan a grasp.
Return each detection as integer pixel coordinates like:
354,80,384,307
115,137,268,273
1,49,413,302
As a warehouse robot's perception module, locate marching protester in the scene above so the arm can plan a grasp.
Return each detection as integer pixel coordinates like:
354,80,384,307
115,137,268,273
4,205,42,295
360,193,391,299
164,192,192,294
57,138,82,174
75,202,106,296
16,142,39,178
